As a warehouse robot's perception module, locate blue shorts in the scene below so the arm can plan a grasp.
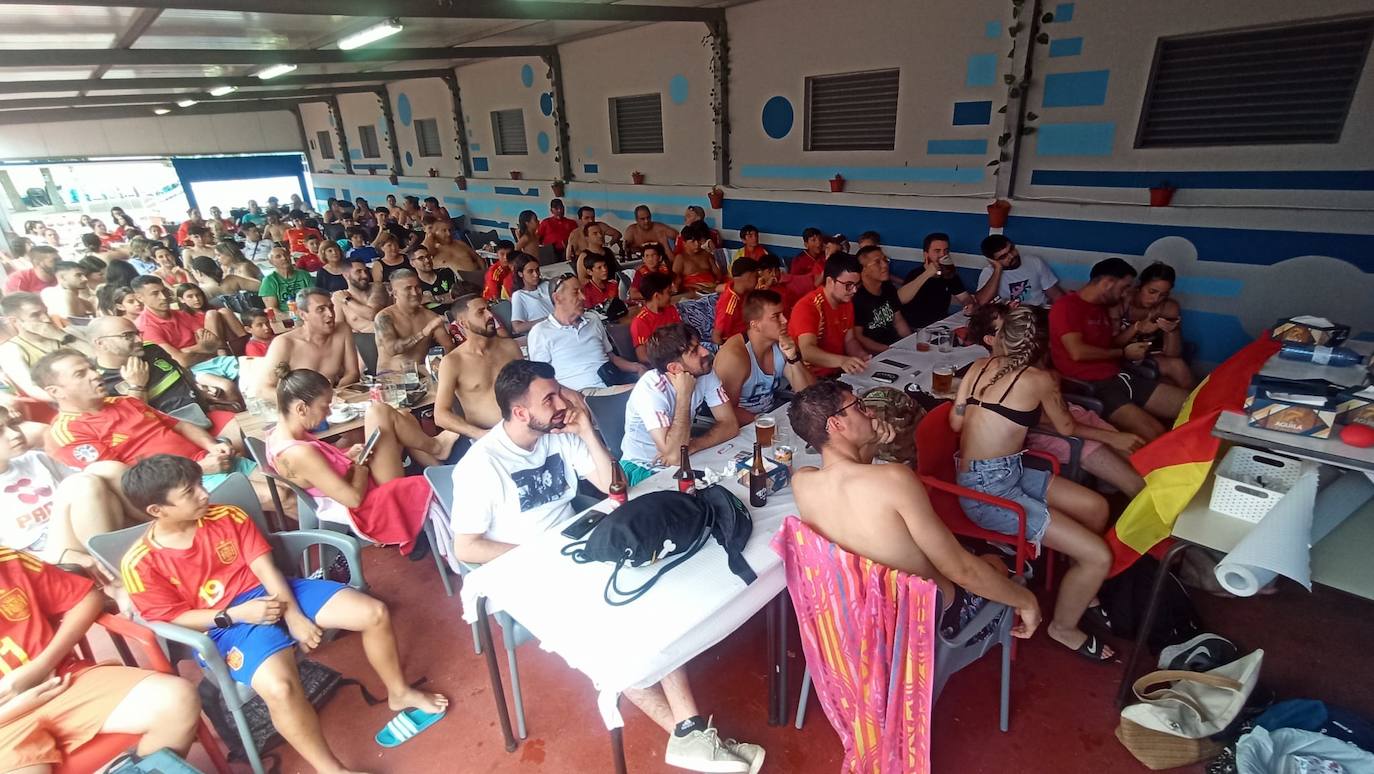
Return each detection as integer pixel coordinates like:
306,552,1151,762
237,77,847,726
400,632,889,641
203,456,258,491
956,452,1052,548
207,578,348,684
190,355,240,381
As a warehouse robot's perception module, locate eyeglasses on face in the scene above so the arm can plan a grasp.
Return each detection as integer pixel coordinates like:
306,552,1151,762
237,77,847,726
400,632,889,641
828,396,869,419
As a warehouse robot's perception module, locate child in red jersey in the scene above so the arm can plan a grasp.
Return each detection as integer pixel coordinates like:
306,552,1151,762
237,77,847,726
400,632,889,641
119,455,449,771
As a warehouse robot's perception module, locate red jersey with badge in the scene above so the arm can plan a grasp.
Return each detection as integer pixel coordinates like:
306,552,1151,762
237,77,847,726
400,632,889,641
49,396,205,469
121,504,272,623
629,304,682,347
0,549,94,677
788,286,855,377
483,263,514,301
714,285,746,342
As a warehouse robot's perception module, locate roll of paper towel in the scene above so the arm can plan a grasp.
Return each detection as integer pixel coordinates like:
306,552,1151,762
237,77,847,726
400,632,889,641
1214,467,1373,596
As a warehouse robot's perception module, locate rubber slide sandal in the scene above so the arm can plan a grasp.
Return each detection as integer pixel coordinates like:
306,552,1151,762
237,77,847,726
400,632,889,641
375,707,446,748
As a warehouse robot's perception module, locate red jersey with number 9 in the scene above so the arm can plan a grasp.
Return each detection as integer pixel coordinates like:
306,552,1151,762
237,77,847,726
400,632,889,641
0,549,95,677
121,505,272,623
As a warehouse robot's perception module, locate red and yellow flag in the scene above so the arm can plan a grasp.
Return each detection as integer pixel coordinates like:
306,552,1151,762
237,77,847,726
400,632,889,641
1106,336,1281,576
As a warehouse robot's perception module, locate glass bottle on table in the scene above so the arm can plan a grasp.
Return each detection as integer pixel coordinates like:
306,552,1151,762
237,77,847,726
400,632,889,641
749,442,769,507
674,444,696,494
609,463,628,505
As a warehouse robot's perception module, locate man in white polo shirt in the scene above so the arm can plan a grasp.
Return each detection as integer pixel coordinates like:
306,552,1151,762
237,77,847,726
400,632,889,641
620,322,741,486
450,360,763,774
526,274,644,395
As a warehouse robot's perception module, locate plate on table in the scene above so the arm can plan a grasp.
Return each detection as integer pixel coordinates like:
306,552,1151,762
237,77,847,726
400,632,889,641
327,405,364,425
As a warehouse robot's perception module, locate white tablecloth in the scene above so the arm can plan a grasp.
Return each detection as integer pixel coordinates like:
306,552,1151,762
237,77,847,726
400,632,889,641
841,311,988,394
459,406,819,729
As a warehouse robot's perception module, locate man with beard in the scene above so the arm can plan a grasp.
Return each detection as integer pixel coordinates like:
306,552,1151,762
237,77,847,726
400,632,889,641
564,205,622,259
434,295,521,440
0,293,91,400
788,253,869,377
423,218,481,272
257,288,360,401
5,244,59,293
621,205,679,255
373,270,454,376
974,234,1063,307
39,261,96,321
713,289,814,425
331,255,385,333
618,323,740,486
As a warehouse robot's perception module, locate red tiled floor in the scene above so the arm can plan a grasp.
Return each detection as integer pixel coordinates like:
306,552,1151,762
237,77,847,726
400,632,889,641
172,546,1373,773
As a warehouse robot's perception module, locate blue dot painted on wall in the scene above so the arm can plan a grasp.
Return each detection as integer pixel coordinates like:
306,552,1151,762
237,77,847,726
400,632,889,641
520,64,535,88
536,131,550,154
539,92,554,117
405,151,414,167
668,75,689,105
761,96,793,140
397,93,412,126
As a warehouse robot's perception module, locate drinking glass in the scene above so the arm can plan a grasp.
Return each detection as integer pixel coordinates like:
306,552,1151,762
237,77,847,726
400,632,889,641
755,415,776,447
915,329,931,352
402,360,420,389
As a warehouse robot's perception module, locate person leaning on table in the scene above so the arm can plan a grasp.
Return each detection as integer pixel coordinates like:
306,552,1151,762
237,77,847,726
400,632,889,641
449,360,765,774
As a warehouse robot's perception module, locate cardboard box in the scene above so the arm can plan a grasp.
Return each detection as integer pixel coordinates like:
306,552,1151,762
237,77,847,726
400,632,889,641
1271,318,1350,347
1335,389,1374,428
733,450,791,494
1245,383,1337,438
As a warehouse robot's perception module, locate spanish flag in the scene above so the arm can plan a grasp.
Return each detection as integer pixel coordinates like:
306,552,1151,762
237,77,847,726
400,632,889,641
1106,336,1281,576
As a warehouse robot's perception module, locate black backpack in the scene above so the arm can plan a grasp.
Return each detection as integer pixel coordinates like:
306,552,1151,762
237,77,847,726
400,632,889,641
1099,555,1203,654
563,486,756,605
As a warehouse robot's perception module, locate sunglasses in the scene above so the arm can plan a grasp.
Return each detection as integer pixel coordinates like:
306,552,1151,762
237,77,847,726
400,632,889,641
828,396,869,419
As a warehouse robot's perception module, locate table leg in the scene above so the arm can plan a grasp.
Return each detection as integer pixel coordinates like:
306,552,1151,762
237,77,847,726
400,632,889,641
777,593,790,727
609,693,628,774
476,597,518,752
765,595,779,725
1114,541,1191,707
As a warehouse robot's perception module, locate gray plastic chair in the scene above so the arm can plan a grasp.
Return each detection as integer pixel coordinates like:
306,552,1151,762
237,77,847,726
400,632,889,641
423,463,533,739
489,299,514,335
353,331,380,376
605,322,636,362
85,473,367,774
585,389,631,460
793,585,1018,734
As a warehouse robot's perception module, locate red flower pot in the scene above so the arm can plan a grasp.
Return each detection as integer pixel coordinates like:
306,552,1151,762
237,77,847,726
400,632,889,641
1149,186,1175,207
987,199,1012,228
455,177,468,190
828,174,845,193
631,172,645,185
551,183,565,197
509,170,523,180
708,189,725,209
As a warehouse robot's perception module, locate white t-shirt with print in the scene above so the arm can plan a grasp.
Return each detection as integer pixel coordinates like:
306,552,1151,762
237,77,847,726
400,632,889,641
620,368,729,465
511,283,555,323
976,253,1060,307
449,422,596,546
0,451,74,553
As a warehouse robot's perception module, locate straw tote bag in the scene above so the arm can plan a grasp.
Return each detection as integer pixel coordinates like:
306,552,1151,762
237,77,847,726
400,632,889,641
1116,649,1264,770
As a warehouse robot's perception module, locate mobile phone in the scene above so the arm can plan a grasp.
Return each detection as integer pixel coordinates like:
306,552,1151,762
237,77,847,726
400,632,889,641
873,371,899,384
357,428,382,465
878,358,907,368
338,382,368,396
560,508,607,540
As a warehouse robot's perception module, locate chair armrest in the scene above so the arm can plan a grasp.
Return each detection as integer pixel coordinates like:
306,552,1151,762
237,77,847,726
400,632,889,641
917,474,1031,577
1059,376,1097,398
941,599,1011,648
1027,429,1082,481
1063,392,1106,416
144,620,237,689
270,530,367,590
94,613,175,673
1022,449,1061,476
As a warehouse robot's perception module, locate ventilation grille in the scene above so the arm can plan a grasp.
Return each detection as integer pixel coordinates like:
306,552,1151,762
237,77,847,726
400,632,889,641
491,109,528,155
357,125,381,158
805,68,900,151
1137,18,1373,147
315,130,334,160
610,93,665,154
415,118,442,157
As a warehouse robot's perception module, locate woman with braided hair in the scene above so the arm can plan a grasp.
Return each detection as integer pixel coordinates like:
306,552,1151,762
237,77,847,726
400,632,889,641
950,305,1117,662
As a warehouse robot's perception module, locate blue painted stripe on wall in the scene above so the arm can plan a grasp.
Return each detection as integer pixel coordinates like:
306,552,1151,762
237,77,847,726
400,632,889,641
952,100,993,125
1049,37,1083,56
583,163,599,173
927,139,989,155
493,186,539,197
313,187,335,201
442,196,466,206
471,217,510,229
1036,122,1115,156
1042,70,1110,107
738,165,984,184
1030,168,1374,191
966,54,998,87
1048,263,1244,297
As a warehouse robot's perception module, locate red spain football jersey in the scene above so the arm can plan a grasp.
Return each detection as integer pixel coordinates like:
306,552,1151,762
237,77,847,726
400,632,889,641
48,396,205,469
714,285,746,342
0,549,95,677
121,504,272,623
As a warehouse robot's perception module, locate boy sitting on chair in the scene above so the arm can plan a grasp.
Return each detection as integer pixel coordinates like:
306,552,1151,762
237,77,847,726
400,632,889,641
118,455,448,773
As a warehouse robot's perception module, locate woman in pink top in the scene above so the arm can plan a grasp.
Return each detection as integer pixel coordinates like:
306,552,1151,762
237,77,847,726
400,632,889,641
264,365,462,554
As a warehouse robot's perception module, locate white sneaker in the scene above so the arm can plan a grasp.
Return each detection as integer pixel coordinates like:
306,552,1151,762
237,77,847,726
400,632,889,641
724,739,765,774
664,721,751,773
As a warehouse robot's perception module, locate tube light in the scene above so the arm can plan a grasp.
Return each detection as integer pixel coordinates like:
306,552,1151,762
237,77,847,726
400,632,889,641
208,85,237,97
338,19,402,50
153,108,170,115
177,99,198,108
255,63,298,80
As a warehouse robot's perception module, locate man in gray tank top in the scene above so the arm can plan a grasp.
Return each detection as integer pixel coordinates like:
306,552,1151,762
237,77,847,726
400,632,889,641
713,288,816,424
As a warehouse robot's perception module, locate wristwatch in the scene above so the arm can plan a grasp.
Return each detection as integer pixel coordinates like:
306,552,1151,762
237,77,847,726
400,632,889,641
784,351,802,364
213,609,233,629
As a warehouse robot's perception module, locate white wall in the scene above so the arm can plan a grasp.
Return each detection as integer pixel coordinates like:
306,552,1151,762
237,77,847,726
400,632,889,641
454,56,559,181
0,110,300,160
387,77,463,179
561,22,714,187
298,101,346,174
334,91,391,171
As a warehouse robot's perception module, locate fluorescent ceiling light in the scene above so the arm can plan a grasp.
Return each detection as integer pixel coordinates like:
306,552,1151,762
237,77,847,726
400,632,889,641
176,99,198,108
153,108,170,115
208,85,237,97
255,63,297,80
338,19,402,50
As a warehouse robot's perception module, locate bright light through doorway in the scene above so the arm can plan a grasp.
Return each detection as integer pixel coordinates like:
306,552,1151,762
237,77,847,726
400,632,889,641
189,176,304,213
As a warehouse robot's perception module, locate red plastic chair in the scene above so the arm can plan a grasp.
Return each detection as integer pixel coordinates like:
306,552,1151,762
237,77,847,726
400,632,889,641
914,402,1057,588
55,613,230,774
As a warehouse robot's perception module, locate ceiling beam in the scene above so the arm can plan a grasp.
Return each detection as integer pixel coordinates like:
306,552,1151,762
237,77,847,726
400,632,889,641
83,7,164,94
0,86,380,111
0,100,296,126
0,0,724,23
0,68,454,95
0,45,552,68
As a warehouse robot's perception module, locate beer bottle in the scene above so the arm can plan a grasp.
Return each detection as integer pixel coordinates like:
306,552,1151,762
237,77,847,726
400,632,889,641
674,444,696,494
749,442,769,507
609,462,628,505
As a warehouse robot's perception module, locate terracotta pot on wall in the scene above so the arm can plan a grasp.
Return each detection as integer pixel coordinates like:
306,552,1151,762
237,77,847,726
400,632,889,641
631,171,646,185
455,177,468,190
707,188,725,209
551,182,565,197
1149,186,1176,207
509,170,523,180
828,174,845,193
987,199,1012,227
388,172,399,185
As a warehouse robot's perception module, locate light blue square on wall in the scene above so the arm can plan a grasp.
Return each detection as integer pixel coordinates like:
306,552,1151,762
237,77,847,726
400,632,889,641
583,163,599,174
1049,37,1083,57
1042,70,1110,107
966,54,998,87
985,21,1001,38
1054,3,1074,22
1037,122,1115,156
472,156,490,172
952,101,993,126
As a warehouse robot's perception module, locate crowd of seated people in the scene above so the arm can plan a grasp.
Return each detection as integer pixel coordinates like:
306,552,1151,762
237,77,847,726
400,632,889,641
0,189,1206,771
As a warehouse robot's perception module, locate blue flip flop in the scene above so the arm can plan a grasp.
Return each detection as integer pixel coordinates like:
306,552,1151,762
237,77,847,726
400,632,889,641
375,707,446,748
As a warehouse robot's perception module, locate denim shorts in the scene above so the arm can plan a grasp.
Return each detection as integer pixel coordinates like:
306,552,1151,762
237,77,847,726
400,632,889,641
956,452,1052,548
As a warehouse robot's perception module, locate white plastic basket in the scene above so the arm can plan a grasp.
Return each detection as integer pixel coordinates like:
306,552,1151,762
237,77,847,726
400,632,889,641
1209,447,1305,523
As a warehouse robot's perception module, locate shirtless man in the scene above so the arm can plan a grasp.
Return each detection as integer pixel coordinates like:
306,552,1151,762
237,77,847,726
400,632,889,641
179,227,215,263
257,288,360,401
332,256,385,334
373,269,455,376
565,205,622,259
40,261,96,320
622,205,678,255
423,218,481,272
434,295,521,440
673,222,724,292
788,380,1041,642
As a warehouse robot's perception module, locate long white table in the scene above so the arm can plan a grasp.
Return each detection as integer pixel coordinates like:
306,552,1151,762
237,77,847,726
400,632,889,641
840,311,989,395
459,405,817,768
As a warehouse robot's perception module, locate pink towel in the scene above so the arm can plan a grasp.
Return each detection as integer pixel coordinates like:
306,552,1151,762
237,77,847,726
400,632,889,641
772,516,938,773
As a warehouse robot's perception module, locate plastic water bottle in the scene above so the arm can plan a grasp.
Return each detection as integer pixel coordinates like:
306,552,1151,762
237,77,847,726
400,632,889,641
1278,342,1364,367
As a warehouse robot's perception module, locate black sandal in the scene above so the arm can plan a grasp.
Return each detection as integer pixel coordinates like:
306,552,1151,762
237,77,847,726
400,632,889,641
1072,633,1115,663
1080,604,1114,636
